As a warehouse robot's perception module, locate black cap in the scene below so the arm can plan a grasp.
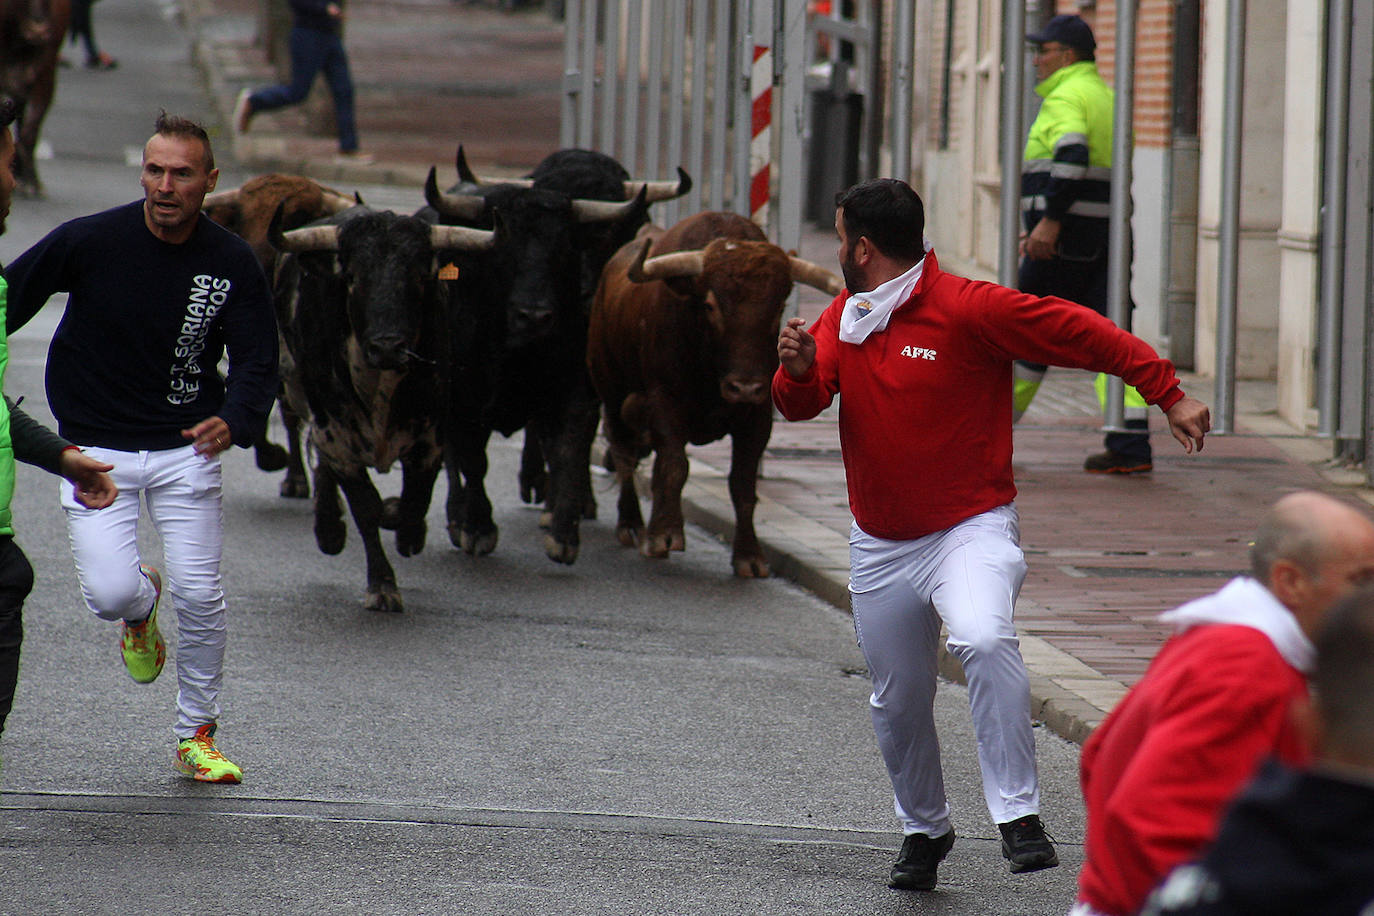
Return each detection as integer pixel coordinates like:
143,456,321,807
1026,14,1096,55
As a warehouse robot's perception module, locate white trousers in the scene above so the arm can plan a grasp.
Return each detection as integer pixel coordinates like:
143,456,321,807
849,503,1039,836
59,445,225,739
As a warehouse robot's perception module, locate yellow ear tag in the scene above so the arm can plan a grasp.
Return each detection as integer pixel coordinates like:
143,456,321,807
438,263,460,281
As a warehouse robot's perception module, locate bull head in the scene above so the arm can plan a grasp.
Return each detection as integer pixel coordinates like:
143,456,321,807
424,167,649,227
627,238,842,296
454,145,692,203
269,202,497,255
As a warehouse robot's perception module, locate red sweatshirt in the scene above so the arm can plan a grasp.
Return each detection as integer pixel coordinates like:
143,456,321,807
771,251,1185,539
1076,620,1311,915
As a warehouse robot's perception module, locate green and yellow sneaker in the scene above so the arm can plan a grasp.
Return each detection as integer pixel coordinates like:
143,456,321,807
120,565,165,684
175,723,242,783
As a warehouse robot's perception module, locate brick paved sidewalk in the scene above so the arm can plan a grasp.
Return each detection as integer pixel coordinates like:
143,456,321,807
187,0,1374,744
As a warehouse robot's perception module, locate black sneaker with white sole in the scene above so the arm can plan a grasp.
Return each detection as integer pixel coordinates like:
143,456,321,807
999,814,1060,873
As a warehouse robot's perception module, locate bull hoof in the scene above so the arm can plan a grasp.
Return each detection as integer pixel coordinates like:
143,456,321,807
364,583,403,613
378,496,402,531
519,474,547,505
254,442,289,472
280,475,310,499
543,534,579,565
459,526,498,556
315,518,347,555
640,535,672,559
733,555,772,578
396,523,427,557
616,524,640,549
538,510,552,530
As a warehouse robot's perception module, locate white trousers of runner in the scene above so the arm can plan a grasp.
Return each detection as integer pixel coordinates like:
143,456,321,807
59,444,225,740
849,502,1039,836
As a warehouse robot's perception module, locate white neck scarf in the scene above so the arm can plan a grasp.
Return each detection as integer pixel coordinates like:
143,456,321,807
1159,577,1316,673
838,240,933,344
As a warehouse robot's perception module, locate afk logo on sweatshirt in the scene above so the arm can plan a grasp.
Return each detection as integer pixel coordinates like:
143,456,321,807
167,274,230,405
901,345,937,361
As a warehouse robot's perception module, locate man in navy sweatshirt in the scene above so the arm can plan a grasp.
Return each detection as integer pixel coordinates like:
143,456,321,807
4,112,278,783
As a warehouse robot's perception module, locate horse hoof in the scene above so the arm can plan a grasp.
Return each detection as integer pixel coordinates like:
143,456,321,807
616,525,639,549
280,476,310,499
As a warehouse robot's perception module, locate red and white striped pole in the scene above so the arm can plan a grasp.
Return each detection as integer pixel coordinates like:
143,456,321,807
749,43,772,227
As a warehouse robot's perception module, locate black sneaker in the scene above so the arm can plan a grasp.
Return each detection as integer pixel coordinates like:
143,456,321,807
1083,449,1152,474
999,814,1059,873
888,829,956,891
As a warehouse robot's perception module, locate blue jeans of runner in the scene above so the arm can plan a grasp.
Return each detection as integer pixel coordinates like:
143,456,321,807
249,25,359,153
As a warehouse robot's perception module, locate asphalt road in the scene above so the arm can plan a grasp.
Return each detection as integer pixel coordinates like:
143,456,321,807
0,1,1088,913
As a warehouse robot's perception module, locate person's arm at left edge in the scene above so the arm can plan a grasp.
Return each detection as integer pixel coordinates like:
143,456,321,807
4,223,72,335
183,254,279,456
7,397,115,508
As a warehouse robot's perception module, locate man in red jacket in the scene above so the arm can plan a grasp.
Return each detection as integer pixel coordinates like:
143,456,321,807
773,178,1210,892
1071,490,1374,916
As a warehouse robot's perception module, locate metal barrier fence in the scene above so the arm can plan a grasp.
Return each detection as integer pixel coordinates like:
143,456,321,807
558,0,808,261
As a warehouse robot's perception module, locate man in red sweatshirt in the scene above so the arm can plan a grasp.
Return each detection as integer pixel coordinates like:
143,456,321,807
773,178,1210,892
1072,490,1374,916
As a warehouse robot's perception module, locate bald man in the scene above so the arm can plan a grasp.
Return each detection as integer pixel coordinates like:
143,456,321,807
1141,581,1374,915
1072,491,1374,916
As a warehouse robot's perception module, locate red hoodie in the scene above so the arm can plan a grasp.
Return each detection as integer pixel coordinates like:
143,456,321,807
1076,578,1314,916
771,251,1184,539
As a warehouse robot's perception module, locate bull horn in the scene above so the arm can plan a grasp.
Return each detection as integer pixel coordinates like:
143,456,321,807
628,167,692,203
269,202,342,253
456,145,534,188
789,257,844,296
455,145,480,185
424,167,488,223
571,185,647,224
320,188,358,214
200,188,240,210
627,238,705,283
276,224,342,253
430,225,497,252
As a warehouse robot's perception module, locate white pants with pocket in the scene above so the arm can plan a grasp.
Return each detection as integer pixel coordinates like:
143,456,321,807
60,444,225,739
849,502,1040,836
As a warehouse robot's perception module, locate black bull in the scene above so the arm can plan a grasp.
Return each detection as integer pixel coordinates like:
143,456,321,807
269,205,494,612
424,149,687,566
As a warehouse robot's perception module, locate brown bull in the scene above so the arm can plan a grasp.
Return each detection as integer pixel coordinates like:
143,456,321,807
0,0,69,196
588,211,841,576
202,174,357,495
